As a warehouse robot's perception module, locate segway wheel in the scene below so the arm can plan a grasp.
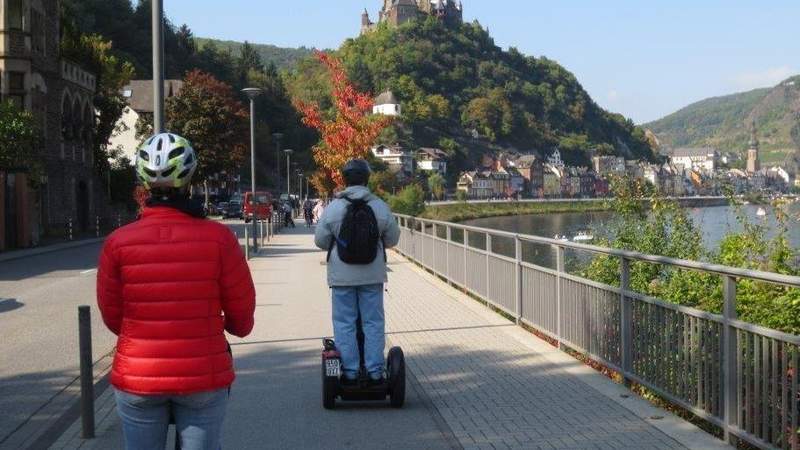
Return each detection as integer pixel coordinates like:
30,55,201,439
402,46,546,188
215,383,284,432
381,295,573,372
387,347,406,408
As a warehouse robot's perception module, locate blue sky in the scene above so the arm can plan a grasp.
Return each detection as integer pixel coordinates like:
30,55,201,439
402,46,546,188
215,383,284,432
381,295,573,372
163,0,799,124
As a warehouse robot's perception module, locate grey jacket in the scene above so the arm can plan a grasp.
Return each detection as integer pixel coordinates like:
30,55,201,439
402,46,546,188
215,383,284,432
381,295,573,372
314,186,401,287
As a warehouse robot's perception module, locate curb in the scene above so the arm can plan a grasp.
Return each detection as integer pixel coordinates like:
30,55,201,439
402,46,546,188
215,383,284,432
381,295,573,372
0,238,104,263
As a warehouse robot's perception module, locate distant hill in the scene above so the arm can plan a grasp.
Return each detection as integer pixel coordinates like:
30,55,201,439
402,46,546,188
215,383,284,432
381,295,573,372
645,76,800,163
288,19,656,170
196,38,314,71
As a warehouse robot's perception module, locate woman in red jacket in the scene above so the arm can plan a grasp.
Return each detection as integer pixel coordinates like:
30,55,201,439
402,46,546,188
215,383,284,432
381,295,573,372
97,133,255,449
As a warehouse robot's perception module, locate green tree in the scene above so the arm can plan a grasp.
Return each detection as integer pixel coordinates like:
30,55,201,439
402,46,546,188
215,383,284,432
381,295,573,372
388,184,426,216
0,101,41,183
163,70,249,184
368,170,399,199
582,177,800,334
427,172,446,200
237,41,263,83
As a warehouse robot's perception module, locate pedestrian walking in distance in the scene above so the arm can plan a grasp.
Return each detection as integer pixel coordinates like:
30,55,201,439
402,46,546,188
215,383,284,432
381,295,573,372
96,133,256,450
314,159,401,383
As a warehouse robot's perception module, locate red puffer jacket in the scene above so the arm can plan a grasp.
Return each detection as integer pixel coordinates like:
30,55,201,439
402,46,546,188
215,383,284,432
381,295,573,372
96,206,255,395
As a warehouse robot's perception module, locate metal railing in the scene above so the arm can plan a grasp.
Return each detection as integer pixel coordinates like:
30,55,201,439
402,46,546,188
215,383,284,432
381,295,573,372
394,214,800,450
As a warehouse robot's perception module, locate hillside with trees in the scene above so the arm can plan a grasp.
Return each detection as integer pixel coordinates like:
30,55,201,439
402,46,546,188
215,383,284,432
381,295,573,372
195,38,313,71
61,0,317,194
645,75,800,163
287,19,657,169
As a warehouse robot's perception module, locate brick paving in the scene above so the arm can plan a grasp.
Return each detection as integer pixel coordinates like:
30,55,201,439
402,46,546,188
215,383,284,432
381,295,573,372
50,226,730,450
385,262,689,450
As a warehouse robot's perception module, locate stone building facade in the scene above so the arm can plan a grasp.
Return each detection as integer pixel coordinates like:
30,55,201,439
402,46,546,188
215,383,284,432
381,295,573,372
0,0,103,250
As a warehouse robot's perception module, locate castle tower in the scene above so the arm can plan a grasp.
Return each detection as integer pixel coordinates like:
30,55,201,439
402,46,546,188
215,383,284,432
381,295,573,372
360,8,375,34
746,120,761,174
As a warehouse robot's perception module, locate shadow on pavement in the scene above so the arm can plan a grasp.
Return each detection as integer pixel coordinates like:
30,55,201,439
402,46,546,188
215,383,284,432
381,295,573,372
0,242,101,281
0,298,24,314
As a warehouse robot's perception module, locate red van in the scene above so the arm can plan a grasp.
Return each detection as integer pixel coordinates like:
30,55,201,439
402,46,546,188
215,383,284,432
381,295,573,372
243,191,272,223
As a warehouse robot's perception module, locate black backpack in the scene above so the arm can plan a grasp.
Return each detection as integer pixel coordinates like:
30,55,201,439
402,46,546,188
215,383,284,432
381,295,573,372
328,197,381,265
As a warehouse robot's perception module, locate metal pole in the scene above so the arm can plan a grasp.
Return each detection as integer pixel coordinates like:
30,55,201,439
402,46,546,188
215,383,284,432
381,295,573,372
286,153,291,198
249,98,258,252
152,0,164,133
515,235,522,324
722,275,739,445
620,257,633,387
78,306,95,439
244,226,250,260
554,245,565,350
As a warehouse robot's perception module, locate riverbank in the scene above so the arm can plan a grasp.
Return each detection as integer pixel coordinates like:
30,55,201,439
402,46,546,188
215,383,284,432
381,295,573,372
422,196,729,222
421,200,610,222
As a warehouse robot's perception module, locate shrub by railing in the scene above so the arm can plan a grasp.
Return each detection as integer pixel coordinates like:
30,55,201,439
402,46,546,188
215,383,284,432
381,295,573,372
394,214,800,450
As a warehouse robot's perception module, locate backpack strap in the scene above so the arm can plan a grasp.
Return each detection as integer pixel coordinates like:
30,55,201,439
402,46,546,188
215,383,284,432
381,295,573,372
327,196,356,262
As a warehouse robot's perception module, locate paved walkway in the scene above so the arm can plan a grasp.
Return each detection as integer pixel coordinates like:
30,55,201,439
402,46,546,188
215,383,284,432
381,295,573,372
50,226,729,450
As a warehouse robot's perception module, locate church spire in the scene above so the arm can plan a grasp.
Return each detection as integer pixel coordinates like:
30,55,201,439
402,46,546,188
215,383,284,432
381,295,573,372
749,120,759,149
746,120,761,174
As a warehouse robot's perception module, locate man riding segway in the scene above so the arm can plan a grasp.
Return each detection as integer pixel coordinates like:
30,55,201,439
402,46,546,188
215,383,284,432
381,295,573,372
314,159,404,408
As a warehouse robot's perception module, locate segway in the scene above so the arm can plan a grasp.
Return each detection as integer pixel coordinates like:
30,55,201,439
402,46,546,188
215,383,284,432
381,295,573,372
321,314,406,409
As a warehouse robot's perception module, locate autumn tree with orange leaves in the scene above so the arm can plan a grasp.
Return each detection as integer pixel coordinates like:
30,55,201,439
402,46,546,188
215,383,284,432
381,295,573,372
294,51,392,196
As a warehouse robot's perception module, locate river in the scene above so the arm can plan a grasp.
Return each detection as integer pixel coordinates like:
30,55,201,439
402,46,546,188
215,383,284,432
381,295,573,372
462,204,800,268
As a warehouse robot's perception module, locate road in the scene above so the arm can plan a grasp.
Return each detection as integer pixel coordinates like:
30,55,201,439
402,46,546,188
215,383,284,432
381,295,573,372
0,219,252,446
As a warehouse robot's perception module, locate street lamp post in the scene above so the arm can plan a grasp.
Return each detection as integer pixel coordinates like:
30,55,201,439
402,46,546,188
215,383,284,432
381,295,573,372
297,172,304,200
152,0,164,133
242,87,263,252
284,149,294,198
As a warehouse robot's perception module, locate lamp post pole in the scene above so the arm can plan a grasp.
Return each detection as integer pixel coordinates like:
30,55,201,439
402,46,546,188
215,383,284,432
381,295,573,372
284,149,293,198
298,173,304,200
242,88,263,252
152,0,164,133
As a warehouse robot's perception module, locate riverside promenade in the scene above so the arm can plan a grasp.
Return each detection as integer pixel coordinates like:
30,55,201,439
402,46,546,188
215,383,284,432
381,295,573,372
50,226,729,450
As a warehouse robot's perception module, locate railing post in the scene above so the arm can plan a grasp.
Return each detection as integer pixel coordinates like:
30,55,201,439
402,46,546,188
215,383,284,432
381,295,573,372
554,245,565,349
244,227,250,260
515,235,522,324
463,229,469,289
485,233,492,299
620,257,633,387
431,223,437,272
78,306,95,439
445,225,451,284
722,275,739,445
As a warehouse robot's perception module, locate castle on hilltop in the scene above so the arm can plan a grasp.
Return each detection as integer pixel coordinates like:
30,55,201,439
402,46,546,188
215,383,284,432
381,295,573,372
361,0,463,35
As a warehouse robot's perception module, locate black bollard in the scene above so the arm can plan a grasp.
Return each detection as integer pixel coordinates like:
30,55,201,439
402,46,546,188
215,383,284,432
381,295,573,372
78,306,95,439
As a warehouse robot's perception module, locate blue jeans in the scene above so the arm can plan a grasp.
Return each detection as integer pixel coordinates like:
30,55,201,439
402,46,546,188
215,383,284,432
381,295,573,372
114,388,228,450
332,284,385,380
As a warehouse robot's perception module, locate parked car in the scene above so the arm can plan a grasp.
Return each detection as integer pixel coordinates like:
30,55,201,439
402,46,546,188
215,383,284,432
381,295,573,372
216,202,229,217
225,201,243,219
244,191,272,223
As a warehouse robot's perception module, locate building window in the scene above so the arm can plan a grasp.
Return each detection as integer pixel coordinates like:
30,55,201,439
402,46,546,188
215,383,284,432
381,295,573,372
31,9,45,55
9,72,25,90
8,0,24,30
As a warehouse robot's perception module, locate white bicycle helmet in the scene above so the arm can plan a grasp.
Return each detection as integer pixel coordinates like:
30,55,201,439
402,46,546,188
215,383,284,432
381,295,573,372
135,133,197,189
